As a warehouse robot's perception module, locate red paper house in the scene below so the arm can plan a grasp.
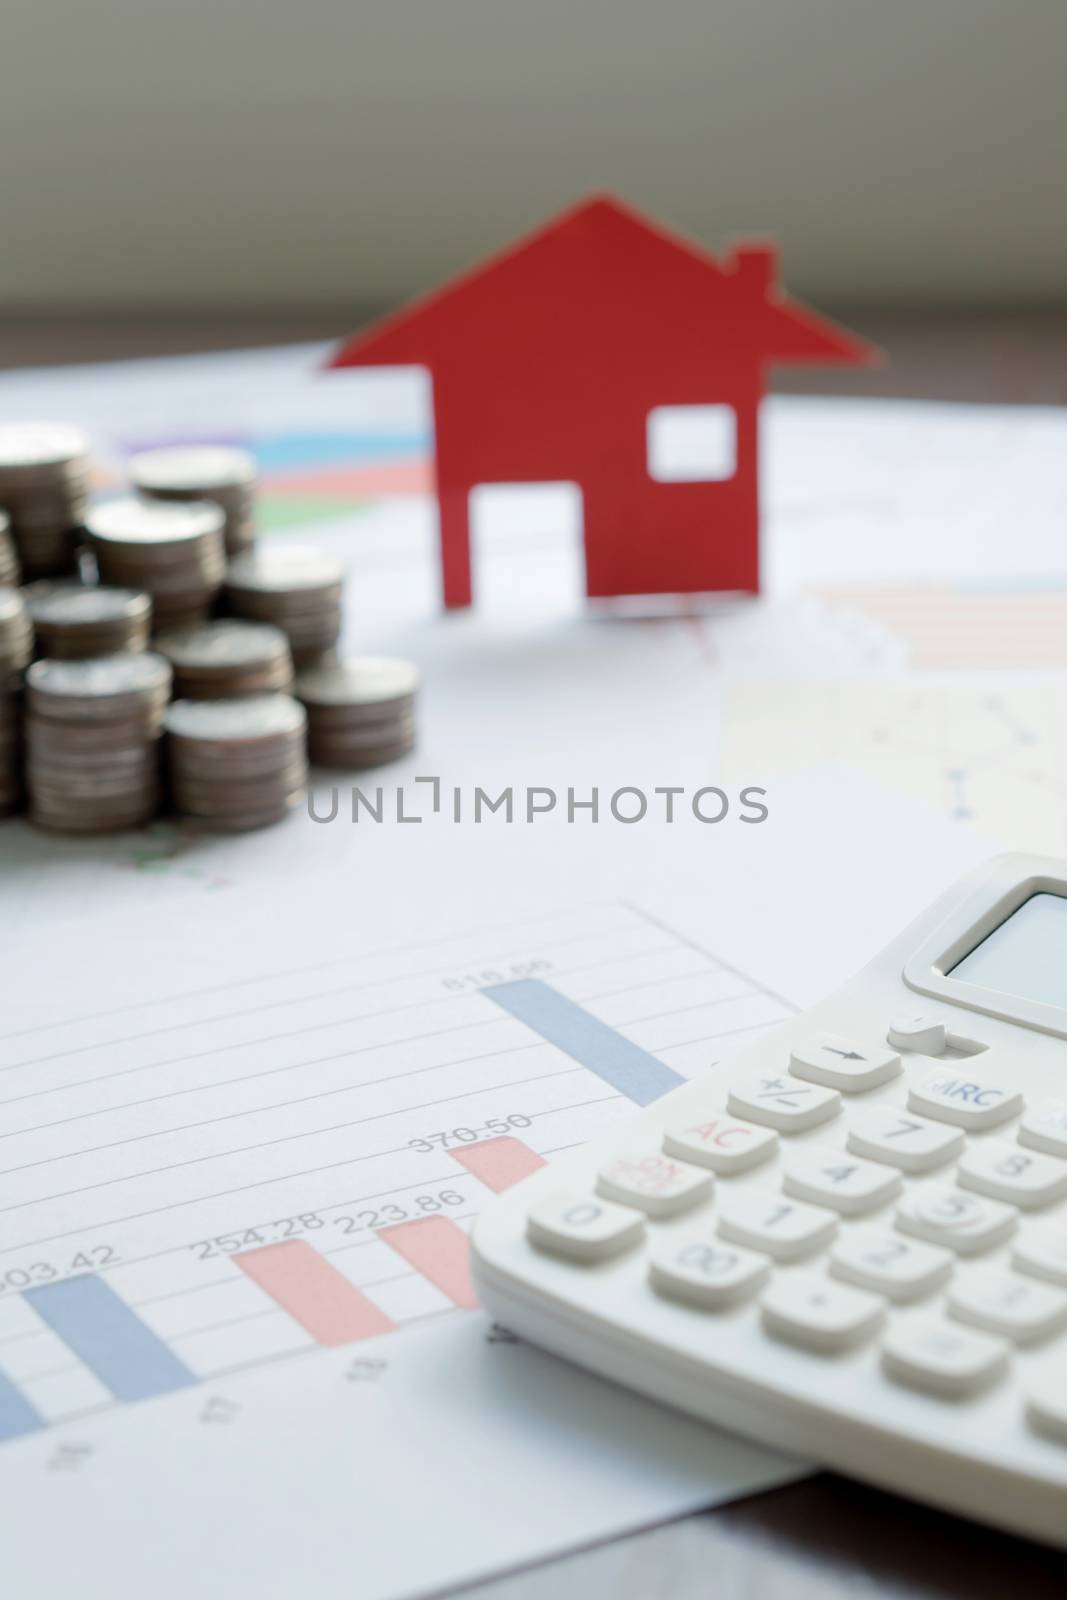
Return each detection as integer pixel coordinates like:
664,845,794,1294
328,195,875,609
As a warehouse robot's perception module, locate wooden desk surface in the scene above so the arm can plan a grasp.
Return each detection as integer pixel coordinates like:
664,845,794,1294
3,307,1066,1596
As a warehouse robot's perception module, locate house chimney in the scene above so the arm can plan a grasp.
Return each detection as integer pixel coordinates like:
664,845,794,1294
728,242,777,297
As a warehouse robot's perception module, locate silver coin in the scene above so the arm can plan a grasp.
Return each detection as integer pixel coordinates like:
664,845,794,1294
0,587,29,627
27,653,172,702
308,735,415,771
0,422,89,472
164,693,306,745
225,544,343,595
129,445,257,493
157,621,289,673
174,793,304,832
85,497,224,547
23,581,151,628
294,656,419,709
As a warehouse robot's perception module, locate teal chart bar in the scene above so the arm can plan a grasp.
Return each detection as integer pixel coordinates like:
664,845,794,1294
484,979,684,1106
0,1371,43,1443
26,1277,195,1403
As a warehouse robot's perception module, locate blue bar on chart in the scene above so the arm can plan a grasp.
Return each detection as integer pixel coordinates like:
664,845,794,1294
484,979,684,1106
26,1276,195,1403
0,1369,43,1443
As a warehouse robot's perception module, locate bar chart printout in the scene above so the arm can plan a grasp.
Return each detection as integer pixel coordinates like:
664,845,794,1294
235,1241,397,1345
0,900,790,1439
27,1277,194,1403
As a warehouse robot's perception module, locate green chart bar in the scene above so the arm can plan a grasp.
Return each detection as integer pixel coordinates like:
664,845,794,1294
0,1370,43,1442
484,979,684,1106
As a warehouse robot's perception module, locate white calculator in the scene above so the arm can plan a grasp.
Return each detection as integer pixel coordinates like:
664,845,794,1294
471,854,1067,1547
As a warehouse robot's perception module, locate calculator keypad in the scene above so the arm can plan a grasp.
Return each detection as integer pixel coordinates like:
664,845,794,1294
957,1139,1067,1209
830,1228,952,1302
717,1188,838,1260
908,1065,1023,1131
1019,1099,1067,1160
662,1115,778,1174
789,1034,902,1092
846,1105,964,1173
1012,1223,1067,1287
527,1193,645,1261
895,1184,1018,1254
947,1268,1067,1344
648,1236,769,1308
881,1317,1009,1397
596,1152,713,1218
520,1023,1067,1445
762,1272,885,1353
783,1145,902,1215
727,1071,840,1132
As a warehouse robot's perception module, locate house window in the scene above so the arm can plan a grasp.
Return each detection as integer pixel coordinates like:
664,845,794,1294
646,405,736,482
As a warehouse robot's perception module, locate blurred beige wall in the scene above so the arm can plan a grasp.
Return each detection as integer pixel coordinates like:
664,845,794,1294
2,0,1065,312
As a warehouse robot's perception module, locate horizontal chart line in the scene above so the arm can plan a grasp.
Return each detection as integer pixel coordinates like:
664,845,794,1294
0,965,732,1145
0,941,676,1106
0,899,632,1045
0,1066,588,1211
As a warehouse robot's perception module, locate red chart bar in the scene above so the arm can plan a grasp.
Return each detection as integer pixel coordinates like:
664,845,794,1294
449,1136,547,1194
378,1217,479,1310
235,1240,396,1346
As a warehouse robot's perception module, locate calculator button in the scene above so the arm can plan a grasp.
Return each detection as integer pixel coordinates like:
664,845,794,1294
717,1188,838,1261
1026,1376,1067,1444
1019,1098,1067,1160
948,1269,1067,1345
783,1146,902,1216
727,1071,840,1133
648,1236,770,1309
887,1015,948,1056
1012,1223,1067,1288
527,1194,645,1262
908,1066,1022,1131
882,1317,1009,1398
847,1106,964,1173
663,1115,778,1174
957,1139,1067,1210
895,1184,1018,1255
830,1227,952,1302
762,1272,885,1353
789,1034,902,1092
596,1153,713,1218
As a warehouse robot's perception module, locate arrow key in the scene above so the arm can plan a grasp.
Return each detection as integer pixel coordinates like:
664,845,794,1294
790,1033,902,1092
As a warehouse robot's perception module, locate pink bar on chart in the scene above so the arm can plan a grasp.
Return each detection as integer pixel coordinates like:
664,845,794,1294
378,1217,478,1310
235,1240,396,1345
448,1136,547,1194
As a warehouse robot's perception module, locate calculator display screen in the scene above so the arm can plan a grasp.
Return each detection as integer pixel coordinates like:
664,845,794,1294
948,891,1067,1008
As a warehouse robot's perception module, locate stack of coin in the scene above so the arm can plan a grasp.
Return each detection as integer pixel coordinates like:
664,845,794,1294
129,445,258,558
0,688,20,815
224,545,344,664
25,654,171,833
164,694,308,830
295,656,418,768
0,423,90,579
85,497,226,632
0,511,19,584
22,581,152,660
0,587,33,684
0,588,27,814
157,620,293,699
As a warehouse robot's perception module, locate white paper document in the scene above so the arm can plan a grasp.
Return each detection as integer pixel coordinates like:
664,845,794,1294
0,341,1043,1596
0,884,805,1600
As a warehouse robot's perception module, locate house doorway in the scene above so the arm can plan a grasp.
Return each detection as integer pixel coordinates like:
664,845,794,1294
469,482,585,616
